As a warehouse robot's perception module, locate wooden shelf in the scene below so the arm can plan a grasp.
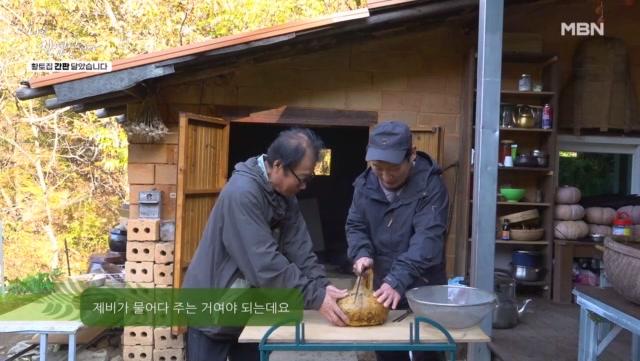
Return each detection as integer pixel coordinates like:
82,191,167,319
499,166,553,173
475,52,558,64
499,127,553,133
516,280,548,286
467,239,549,245
502,52,558,64
470,167,553,174
497,201,550,206
474,90,556,97
501,90,555,97
496,240,549,245
464,49,559,300
469,200,551,207
473,126,553,133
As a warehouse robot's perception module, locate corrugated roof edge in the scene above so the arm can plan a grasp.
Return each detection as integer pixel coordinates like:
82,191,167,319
27,8,374,89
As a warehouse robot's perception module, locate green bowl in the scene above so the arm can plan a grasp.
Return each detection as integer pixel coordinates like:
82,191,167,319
500,188,525,202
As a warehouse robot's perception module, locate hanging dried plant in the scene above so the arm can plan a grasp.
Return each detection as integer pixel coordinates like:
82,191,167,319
123,95,169,143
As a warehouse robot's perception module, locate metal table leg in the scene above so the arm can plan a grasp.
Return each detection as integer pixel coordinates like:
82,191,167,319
632,333,640,361
578,308,597,361
68,332,77,361
258,317,458,361
39,333,48,361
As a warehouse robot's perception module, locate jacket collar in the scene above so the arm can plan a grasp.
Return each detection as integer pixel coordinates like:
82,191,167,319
233,156,288,216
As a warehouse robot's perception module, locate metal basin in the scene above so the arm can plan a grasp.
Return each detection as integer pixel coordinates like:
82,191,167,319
406,285,496,329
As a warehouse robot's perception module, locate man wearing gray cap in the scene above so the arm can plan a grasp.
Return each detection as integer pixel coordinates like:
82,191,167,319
346,121,448,361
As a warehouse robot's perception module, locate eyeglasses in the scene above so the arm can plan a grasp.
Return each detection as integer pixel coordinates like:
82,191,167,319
288,166,315,186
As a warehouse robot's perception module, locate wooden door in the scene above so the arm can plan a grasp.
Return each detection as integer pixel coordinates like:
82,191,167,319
411,126,444,166
173,112,230,288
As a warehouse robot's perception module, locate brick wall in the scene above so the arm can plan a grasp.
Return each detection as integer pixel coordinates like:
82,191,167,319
152,25,470,276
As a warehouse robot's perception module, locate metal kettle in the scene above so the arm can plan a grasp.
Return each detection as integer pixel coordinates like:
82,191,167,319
492,269,532,329
515,105,535,128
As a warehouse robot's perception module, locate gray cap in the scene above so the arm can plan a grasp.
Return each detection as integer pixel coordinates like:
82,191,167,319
365,121,412,164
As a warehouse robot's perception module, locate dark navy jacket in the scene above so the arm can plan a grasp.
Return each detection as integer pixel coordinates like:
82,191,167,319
346,151,449,299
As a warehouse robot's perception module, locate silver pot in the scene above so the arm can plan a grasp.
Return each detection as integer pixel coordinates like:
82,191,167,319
511,264,544,282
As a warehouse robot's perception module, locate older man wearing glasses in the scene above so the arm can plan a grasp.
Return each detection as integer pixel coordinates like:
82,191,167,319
183,128,348,361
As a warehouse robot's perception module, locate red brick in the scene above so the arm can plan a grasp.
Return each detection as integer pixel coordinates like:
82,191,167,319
154,327,184,349
123,326,154,346
123,345,153,361
125,262,154,283
128,164,155,185
154,242,175,264
129,144,171,164
155,165,177,185
127,219,161,241
153,348,184,361
154,263,174,286
126,242,156,262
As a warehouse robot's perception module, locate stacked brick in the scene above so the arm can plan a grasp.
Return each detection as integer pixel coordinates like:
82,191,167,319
124,128,184,360
122,326,185,361
125,219,174,287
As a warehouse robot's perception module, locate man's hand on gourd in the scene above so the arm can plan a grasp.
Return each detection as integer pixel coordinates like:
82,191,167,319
374,283,401,310
353,257,373,276
319,285,349,326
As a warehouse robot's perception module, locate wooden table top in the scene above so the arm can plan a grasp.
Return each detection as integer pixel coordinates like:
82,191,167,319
574,285,640,320
239,310,490,344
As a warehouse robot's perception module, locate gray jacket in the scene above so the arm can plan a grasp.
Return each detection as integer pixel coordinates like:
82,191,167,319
346,152,449,297
183,156,329,313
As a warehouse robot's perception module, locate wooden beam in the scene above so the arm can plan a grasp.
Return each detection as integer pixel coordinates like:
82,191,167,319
215,105,377,127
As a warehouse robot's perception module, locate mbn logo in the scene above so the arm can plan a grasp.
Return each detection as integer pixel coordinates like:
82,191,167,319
561,22,604,36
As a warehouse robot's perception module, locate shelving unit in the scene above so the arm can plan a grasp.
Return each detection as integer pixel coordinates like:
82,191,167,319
461,51,560,299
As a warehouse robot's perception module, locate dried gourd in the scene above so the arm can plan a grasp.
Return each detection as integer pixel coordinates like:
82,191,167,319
338,271,389,326
556,186,582,204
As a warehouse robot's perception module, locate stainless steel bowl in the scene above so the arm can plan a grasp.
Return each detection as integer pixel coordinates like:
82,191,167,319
511,265,544,281
406,285,496,329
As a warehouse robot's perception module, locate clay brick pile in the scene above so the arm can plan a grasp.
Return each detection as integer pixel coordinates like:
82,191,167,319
125,219,174,287
122,326,185,361
124,130,184,360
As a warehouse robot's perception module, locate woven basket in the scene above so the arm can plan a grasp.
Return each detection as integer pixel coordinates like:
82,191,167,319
510,228,544,241
604,238,640,304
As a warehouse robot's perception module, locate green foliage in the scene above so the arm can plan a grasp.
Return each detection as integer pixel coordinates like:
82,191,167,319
559,153,631,197
6,269,63,295
0,0,364,280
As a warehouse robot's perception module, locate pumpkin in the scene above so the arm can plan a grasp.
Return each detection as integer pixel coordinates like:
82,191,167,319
554,220,589,239
618,205,640,224
338,271,389,326
554,204,585,221
555,186,582,204
585,207,616,225
589,224,612,236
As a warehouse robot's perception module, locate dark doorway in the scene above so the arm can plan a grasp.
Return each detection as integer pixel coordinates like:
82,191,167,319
228,123,370,271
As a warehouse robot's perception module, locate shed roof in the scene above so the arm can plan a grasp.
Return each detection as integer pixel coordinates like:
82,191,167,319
16,0,479,114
